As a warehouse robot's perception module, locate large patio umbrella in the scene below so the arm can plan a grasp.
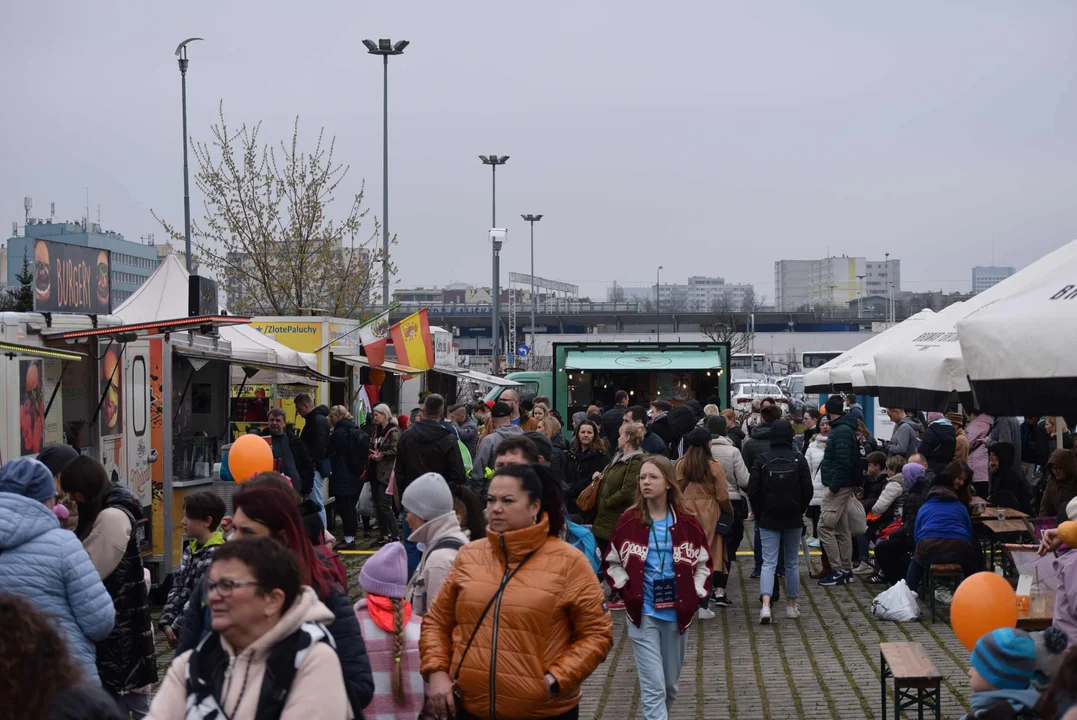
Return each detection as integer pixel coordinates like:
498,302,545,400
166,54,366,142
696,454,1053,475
803,309,935,395
874,239,1077,412
957,248,1077,416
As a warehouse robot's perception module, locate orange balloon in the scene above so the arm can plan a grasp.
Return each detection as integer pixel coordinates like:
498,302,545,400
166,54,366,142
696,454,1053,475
1058,520,1077,548
950,571,1017,650
229,433,275,483
369,368,385,386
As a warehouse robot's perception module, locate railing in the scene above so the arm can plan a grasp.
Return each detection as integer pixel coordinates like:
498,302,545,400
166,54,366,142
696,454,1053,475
389,301,891,320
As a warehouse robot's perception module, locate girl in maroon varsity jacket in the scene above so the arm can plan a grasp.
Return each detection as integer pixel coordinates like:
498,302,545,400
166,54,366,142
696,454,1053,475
603,456,712,634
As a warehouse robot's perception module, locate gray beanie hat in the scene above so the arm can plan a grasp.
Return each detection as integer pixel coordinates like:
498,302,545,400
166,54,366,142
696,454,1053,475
401,472,454,521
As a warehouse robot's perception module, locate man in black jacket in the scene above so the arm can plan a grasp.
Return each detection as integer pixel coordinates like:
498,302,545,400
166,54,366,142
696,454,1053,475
601,390,629,448
394,393,467,493
296,393,331,528
262,408,314,495
625,405,668,457
648,400,675,445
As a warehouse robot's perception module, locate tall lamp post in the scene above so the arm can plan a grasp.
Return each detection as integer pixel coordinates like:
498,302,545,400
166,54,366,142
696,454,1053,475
656,265,663,343
363,38,409,310
175,37,203,273
521,214,542,365
480,156,509,369
855,274,866,318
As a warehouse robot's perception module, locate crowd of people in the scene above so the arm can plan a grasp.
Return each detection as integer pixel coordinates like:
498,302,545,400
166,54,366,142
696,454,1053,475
2,387,1077,719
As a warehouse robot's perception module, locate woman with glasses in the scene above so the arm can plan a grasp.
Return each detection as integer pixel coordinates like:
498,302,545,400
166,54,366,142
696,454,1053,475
149,537,349,719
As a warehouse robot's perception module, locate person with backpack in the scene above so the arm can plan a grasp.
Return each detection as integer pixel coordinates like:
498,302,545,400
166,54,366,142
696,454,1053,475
748,419,813,624
354,542,427,719
328,405,370,551
400,472,469,616
149,537,349,719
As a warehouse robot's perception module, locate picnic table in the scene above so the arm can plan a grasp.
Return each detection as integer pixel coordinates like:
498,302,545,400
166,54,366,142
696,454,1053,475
982,518,1036,574
970,505,1029,522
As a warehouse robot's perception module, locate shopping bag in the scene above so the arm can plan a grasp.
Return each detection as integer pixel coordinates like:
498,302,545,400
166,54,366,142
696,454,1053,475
358,482,374,518
847,495,868,537
870,580,920,621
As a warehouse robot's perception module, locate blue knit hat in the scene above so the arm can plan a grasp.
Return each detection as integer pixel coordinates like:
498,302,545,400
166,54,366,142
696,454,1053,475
971,628,1037,690
359,542,409,599
0,458,56,503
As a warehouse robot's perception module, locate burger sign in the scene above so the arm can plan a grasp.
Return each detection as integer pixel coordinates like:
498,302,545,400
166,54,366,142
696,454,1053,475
32,238,112,314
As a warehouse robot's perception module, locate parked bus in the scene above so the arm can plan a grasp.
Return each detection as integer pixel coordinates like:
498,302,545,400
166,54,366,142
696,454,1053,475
801,350,844,370
730,353,767,373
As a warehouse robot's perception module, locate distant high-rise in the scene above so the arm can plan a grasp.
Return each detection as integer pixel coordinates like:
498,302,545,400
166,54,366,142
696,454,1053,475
774,256,900,310
971,266,1015,294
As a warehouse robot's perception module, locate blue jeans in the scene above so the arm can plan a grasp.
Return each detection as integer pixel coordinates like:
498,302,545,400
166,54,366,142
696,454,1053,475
627,614,688,720
399,512,422,578
111,692,150,719
311,470,327,530
760,527,802,600
754,523,786,575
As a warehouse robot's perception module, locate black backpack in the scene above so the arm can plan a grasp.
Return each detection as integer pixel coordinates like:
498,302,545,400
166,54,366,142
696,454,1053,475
758,453,802,522
346,427,369,475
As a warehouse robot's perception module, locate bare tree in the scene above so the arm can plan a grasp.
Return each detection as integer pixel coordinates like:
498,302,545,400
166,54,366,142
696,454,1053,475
608,281,626,302
700,310,753,355
154,104,384,317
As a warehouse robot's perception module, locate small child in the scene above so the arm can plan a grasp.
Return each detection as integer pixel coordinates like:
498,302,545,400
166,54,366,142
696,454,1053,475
158,490,226,647
354,542,426,719
963,628,1046,718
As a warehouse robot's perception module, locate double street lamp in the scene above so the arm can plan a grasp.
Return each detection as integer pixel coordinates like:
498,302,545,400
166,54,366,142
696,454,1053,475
480,155,509,369
364,38,409,310
521,214,543,364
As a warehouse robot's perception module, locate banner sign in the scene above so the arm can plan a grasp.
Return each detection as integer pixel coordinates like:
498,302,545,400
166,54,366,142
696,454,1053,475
189,275,219,316
32,238,111,314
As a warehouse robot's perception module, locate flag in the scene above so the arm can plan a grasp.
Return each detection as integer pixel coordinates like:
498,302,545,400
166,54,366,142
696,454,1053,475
356,385,372,425
390,308,435,371
358,307,393,367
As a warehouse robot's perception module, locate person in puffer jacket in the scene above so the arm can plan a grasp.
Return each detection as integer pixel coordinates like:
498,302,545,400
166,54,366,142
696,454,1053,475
159,490,227,646
0,457,115,683
61,456,158,712
805,417,830,542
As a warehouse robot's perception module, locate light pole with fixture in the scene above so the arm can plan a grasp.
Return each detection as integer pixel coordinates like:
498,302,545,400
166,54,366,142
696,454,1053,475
175,37,203,273
521,214,542,365
479,155,509,227
856,274,866,318
489,228,507,371
656,265,663,343
363,38,409,310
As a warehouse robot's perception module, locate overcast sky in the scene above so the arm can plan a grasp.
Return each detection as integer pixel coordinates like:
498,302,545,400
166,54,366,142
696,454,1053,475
2,1,1075,302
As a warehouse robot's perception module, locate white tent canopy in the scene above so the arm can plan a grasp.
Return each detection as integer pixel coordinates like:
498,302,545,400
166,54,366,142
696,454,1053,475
115,255,325,382
957,240,1077,416
875,239,1077,411
803,309,936,395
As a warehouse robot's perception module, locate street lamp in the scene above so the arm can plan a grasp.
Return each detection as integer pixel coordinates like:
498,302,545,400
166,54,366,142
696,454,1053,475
363,38,409,310
479,155,509,227
489,229,507,372
521,214,542,365
884,252,892,326
656,265,663,343
856,274,866,318
175,37,203,273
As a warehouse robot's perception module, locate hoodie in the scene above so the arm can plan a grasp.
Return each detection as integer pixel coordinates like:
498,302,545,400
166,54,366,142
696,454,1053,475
469,423,525,491
0,492,115,682
914,485,973,544
395,418,467,492
919,419,957,475
740,422,772,474
1042,448,1077,519
149,587,350,720
886,417,921,459
988,443,1033,515
406,511,469,616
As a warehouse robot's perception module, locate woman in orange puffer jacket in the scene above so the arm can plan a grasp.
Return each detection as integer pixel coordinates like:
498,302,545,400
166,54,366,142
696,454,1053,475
420,463,613,720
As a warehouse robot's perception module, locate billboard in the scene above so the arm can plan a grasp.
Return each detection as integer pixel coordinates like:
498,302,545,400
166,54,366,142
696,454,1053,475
33,238,111,314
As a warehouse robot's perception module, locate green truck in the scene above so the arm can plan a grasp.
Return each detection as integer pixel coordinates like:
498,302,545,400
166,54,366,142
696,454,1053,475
484,342,730,427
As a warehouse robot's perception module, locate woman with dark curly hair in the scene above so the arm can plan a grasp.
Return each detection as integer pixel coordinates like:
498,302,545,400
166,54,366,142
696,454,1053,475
0,592,123,720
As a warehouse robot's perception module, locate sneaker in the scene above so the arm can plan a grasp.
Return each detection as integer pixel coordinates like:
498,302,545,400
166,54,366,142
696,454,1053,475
806,537,821,548
760,605,771,625
750,569,761,579
818,572,844,586
852,562,875,576
698,607,716,620
840,572,855,585
713,595,735,608
607,599,625,610
786,603,801,619
934,587,954,605
867,573,888,585
339,540,356,551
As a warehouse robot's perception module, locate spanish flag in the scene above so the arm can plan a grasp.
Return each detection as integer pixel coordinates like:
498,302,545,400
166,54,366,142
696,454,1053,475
390,308,435,371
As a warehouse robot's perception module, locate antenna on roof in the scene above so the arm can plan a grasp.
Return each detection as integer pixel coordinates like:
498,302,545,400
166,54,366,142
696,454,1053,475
50,202,55,222
24,197,32,224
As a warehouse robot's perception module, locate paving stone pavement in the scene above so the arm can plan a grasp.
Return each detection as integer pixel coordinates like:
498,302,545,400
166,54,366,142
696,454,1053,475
153,535,974,719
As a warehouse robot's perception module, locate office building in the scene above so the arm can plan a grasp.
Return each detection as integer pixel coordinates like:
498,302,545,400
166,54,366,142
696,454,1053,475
774,256,900,310
972,266,1015,294
6,219,159,306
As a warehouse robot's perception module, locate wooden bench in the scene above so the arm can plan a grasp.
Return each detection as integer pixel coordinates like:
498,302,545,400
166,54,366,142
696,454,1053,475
925,563,962,623
880,642,942,719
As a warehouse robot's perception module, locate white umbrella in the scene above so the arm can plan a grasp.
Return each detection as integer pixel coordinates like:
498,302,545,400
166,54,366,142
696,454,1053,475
802,309,935,394
957,250,1077,416
875,239,1077,411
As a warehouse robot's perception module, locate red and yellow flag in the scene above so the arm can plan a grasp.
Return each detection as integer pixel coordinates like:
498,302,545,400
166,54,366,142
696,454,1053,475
390,308,435,371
